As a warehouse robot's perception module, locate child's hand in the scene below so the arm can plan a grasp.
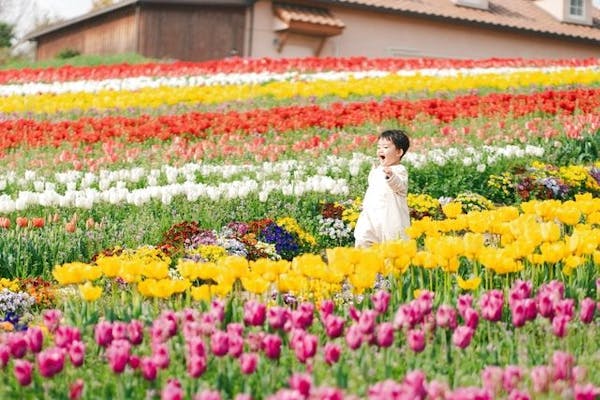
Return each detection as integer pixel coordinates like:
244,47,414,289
383,167,392,179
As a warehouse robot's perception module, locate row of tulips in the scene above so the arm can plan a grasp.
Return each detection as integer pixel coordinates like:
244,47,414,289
2,281,600,398
2,65,599,114
1,87,598,154
2,56,599,84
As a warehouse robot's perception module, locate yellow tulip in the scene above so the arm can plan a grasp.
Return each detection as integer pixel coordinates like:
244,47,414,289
457,276,481,291
79,281,102,302
190,285,212,302
442,202,463,219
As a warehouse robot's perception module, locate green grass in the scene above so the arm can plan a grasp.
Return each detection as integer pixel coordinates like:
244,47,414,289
0,52,157,70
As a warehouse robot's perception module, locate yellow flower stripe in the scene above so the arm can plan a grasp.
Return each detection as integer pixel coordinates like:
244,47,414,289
2,68,599,114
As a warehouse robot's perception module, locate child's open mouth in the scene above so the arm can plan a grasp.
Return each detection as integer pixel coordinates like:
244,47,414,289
379,155,386,161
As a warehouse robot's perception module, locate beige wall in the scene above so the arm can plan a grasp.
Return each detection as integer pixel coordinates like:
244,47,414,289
248,0,600,59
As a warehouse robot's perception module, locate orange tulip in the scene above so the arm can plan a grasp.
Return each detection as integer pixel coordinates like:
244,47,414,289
85,218,95,230
31,217,45,228
0,217,10,229
65,221,77,233
16,217,28,228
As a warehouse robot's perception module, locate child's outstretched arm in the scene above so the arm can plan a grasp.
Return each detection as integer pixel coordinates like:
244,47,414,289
383,166,408,196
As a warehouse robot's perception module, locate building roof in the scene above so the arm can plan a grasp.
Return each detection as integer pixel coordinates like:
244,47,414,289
24,0,600,43
323,0,600,42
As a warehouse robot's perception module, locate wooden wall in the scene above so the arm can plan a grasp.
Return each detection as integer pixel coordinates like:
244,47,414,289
139,4,246,61
36,7,138,60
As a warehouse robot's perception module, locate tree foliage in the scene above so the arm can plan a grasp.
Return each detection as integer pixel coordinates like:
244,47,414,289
0,21,13,48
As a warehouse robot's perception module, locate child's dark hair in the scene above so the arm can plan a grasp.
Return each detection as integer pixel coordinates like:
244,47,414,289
379,129,410,158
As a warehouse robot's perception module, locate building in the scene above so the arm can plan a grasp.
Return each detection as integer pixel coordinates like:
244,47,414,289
24,0,600,61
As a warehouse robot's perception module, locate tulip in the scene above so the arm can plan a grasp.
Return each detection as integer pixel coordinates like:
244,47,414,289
404,370,427,399
8,334,28,358
481,365,504,395
357,309,377,335
407,329,426,353
267,306,290,330
55,326,81,349
319,299,335,317
43,309,62,333
228,334,244,358
579,298,595,324
0,344,10,367
140,356,158,381
0,217,10,229
128,319,145,345
152,342,170,369
94,321,113,347
106,339,131,373
435,305,458,330
162,378,183,400
210,330,229,357
291,302,314,329
552,351,574,381
226,323,244,337
530,366,551,393
289,372,312,397
502,365,523,393
31,217,45,228
552,315,569,338
452,326,474,349
16,217,28,228
323,314,345,339
507,389,530,400
262,334,282,359
457,294,473,318
243,300,266,326
37,347,66,378
187,354,207,378
345,324,362,350
26,327,44,353
511,300,528,327
194,390,222,400
573,384,600,400
323,342,341,365
239,352,258,375
376,322,395,348
371,290,391,314
69,378,85,400
13,359,32,386
68,340,86,367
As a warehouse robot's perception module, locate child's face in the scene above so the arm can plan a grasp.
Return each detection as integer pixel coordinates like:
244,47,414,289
377,138,403,166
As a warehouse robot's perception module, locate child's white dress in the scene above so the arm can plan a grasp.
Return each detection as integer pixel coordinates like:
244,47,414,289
354,164,410,248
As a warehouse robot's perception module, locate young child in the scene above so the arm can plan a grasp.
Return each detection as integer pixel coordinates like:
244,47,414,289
354,129,411,248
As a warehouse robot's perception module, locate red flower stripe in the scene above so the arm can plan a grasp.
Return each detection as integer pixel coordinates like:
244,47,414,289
1,57,599,84
0,87,598,153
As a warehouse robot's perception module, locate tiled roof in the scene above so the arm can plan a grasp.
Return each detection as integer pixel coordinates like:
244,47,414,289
322,0,600,42
274,2,346,28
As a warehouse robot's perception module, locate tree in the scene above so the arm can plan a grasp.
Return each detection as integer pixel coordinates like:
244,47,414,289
0,21,13,47
92,0,119,11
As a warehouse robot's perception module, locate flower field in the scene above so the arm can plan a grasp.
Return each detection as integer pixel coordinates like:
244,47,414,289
0,55,600,399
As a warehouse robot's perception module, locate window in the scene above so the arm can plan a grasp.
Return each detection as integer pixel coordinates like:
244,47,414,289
569,0,584,17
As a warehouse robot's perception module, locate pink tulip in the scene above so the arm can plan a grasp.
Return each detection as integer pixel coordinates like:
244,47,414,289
481,365,504,395
426,379,449,399
140,356,158,381
234,395,253,400
323,314,345,339
509,279,532,305
68,340,86,367
37,346,66,378
479,290,503,322
239,353,258,375
267,306,290,330
0,344,10,367
129,355,141,369
579,298,595,324
502,365,523,393
311,386,344,400
152,342,170,369
94,321,113,347
227,323,244,337
69,378,85,400
187,354,207,378
573,366,587,383
112,322,128,341
552,351,574,381
228,334,244,358
194,390,222,400
292,332,318,363
55,326,81,349
452,326,474,349
210,299,225,322
289,372,312,397
162,378,184,400
187,336,206,358
435,305,457,330
552,315,569,338
43,309,62,333
530,365,551,393
574,384,600,400
372,290,391,314
446,387,492,400
244,300,266,326
262,334,282,359
376,322,394,348
291,302,314,329
462,307,479,330
106,339,131,373
345,324,362,350
323,342,341,365
511,300,528,327
357,310,377,335
507,389,530,400
13,359,32,386
457,294,473,318
554,299,574,320
537,291,556,319
407,329,425,353
128,320,145,345
8,334,28,358
319,299,335,318
524,298,537,321
210,330,229,357
26,326,44,353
